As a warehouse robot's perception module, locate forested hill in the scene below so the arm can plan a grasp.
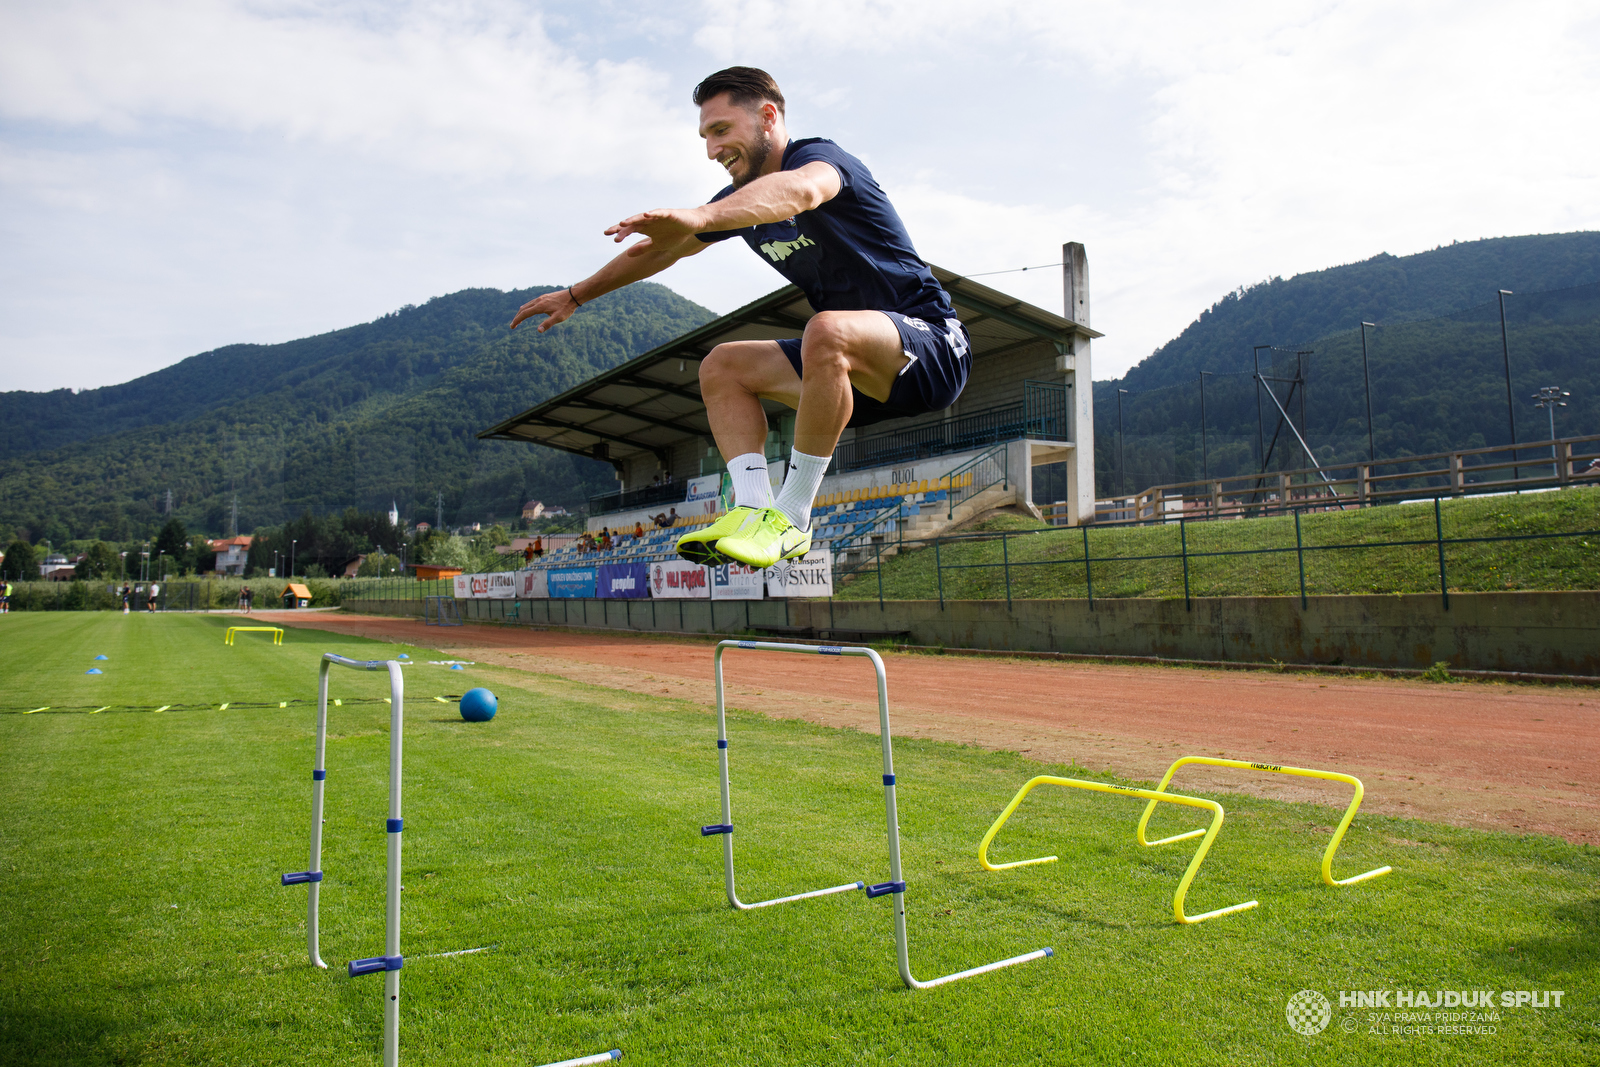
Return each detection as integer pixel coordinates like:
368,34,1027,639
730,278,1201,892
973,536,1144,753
1091,232,1600,494
0,284,713,544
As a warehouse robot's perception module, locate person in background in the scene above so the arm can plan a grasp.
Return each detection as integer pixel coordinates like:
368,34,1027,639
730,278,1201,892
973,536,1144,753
533,535,544,558
1,579,12,613
146,582,160,613
633,521,645,539
121,584,131,614
241,585,253,615
654,507,678,528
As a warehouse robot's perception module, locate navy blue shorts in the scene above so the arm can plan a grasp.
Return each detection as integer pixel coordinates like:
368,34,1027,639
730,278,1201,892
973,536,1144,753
778,311,971,428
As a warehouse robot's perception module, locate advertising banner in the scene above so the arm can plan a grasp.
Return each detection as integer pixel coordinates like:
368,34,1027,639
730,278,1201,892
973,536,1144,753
685,474,722,503
710,561,766,600
455,573,515,599
765,549,834,598
547,566,597,598
597,562,650,599
649,559,710,599
520,568,548,599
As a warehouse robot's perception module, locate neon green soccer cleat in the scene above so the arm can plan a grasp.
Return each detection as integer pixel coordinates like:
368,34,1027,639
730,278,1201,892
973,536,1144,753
713,507,812,569
674,507,759,565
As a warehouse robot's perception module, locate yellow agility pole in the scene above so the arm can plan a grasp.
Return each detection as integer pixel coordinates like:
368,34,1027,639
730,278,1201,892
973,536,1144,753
979,775,1258,925
1135,756,1392,887
225,626,285,646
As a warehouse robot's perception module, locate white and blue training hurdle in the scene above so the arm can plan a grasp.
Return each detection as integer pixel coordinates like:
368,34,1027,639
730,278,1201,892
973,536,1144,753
280,652,620,1067
702,639,1053,989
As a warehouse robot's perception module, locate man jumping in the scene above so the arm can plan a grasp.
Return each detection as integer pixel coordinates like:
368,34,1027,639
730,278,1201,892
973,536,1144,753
511,66,969,569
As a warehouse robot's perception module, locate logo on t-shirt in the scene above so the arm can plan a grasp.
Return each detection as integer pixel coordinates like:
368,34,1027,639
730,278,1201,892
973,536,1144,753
759,235,816,262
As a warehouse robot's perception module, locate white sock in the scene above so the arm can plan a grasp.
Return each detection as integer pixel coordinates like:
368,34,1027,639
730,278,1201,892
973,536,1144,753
775,447,830,532
728,452,773,510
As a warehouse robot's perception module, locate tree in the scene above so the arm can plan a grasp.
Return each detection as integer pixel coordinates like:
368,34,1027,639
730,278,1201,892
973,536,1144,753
153,518,190,574
74,541,121,579
1,540,36,581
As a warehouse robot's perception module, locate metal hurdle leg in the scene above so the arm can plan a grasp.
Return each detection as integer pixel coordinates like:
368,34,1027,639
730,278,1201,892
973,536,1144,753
283,653,620,1067
703,641,865,909
704,639,1052,989
1136,756,1393,887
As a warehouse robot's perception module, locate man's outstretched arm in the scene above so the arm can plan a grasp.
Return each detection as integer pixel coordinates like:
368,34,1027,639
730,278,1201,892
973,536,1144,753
605,161,841,257
509,230,707,332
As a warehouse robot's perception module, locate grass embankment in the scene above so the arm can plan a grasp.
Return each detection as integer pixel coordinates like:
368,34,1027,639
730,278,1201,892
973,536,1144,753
837,486,1600,601
2,614,1595,1064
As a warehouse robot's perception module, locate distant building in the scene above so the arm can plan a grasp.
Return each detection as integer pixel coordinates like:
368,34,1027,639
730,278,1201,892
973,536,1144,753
389,501,400,527
210,535,254,576
521,500,545,521
414,522,432,535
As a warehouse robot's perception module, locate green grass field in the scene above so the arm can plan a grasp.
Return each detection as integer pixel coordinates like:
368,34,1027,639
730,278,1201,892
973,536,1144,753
837,486,1600,601
1,614,1595,1065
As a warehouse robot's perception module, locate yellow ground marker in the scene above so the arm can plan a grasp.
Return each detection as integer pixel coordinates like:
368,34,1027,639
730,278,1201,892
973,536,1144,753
91,707,109,714
979,774,1258,925
1137,756,1392,887
24,706,49,714
153,705,171,714
219,703,229,710
279,702,288,708
225,626,284,646
334,699,342,706
434,696,449,704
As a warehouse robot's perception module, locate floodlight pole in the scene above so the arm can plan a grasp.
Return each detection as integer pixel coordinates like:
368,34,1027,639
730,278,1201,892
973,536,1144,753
1533,386,1570,477
1252,345,1272,470
1198,372,1212,481
1498,290,1518,482
291,539,297,578
1117,389,1130,498
1359,322,1376,462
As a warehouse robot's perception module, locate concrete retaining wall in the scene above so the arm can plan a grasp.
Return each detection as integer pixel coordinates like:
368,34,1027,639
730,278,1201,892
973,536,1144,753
341,590,1599,677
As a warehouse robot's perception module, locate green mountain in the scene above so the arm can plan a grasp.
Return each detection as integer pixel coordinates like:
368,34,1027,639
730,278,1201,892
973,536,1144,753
1092,233,1600,494
0,284,714,544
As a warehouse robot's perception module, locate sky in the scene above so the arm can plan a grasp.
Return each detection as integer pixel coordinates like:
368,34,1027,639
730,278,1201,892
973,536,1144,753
3,0,1598,393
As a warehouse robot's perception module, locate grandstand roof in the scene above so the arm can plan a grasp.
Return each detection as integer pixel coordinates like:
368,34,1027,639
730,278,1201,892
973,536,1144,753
476,266,1101,467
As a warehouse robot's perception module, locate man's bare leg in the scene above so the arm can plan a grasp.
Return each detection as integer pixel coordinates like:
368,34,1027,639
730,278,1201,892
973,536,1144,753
698,312,906,460
696,311,907,546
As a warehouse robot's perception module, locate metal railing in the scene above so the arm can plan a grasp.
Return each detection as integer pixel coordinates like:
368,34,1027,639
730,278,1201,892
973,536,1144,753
588,480,691,516
833,381,1069,474
831,490,1600,613
1063,433,1600,526
943,442,1009,519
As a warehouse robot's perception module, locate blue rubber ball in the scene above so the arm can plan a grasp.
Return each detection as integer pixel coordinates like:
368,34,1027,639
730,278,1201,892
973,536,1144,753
459,688,497,722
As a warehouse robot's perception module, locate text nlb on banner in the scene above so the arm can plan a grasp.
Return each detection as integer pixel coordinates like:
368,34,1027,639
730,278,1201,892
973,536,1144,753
598,562,650,599
710,561,765,600
452,572,519,599
765,549,834,598
649,559,710,599
520,569,548,599
547,567,597,598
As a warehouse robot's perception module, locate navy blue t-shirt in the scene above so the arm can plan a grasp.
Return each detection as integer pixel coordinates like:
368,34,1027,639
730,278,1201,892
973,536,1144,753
696,138,955,324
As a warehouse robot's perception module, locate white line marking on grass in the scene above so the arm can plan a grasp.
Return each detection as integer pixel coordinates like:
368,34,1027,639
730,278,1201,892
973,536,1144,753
414,945,497,959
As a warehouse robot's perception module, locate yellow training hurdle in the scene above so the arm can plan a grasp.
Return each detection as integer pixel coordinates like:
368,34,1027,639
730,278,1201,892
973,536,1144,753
979,775,1259,925
1136,756,1392,887
225,626,285,646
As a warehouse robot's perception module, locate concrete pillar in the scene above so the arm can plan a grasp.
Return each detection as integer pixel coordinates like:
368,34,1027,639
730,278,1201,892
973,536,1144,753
1058,242,1096,526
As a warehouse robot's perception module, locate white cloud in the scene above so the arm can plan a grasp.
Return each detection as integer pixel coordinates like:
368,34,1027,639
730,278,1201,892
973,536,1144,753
0,0,702,182
3,0,1599,391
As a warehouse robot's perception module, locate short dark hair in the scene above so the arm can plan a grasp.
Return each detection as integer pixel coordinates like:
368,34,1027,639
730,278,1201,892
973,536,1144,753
692,66,785,114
